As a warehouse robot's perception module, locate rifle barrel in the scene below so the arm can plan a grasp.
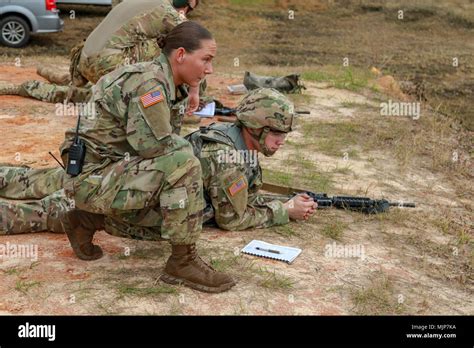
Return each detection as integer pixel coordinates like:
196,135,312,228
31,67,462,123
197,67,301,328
389,202,416,208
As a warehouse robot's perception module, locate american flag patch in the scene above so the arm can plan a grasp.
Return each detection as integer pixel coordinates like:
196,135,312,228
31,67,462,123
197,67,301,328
228,176,247,196
140,89,164,108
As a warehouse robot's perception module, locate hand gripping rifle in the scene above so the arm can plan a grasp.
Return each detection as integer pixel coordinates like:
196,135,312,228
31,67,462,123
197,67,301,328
261,182,415,214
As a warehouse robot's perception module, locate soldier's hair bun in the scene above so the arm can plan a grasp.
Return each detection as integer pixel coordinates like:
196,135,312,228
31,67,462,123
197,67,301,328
157,35,167,49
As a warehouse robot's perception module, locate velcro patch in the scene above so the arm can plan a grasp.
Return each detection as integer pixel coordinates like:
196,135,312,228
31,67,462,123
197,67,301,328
140,89,164,108
228,176,247,196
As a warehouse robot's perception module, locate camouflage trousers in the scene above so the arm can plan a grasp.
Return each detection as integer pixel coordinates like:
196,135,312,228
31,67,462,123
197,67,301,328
64,148,204,244
19,80,92,104
0,165,68,234
0,149,205,244
0,190,70,235
0,165,64,200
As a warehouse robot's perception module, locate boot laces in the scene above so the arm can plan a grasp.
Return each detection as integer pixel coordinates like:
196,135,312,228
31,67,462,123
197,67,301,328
188,245,216,272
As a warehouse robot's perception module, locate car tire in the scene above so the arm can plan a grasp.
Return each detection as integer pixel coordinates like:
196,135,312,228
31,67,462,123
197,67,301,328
0,16,31,48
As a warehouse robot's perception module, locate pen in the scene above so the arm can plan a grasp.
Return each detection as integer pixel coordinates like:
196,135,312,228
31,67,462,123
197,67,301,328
256,247,281,254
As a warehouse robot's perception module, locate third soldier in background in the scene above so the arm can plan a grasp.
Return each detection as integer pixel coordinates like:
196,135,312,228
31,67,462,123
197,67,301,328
0,0,200,111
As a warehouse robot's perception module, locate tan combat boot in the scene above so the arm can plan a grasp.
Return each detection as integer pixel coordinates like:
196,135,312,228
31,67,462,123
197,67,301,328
37,65,71,85
0,82,22,96
161,244,236,293
65,210,104,261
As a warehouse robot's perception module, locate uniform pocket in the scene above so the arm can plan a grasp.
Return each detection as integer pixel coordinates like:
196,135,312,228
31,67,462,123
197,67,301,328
110,168,164,211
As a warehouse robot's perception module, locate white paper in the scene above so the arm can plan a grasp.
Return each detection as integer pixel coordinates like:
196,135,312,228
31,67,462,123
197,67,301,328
193,101,215,117
241,240,302,264
227,84,248,95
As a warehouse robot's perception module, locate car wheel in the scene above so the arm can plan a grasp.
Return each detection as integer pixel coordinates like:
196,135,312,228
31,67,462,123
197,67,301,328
0,16,31,48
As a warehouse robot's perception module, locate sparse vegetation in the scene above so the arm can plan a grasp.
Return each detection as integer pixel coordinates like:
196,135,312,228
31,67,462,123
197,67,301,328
0,0,472,315
256,267,295,290
321,221,347,241
15,280,42,294
350,272,406,315
116,281,177,297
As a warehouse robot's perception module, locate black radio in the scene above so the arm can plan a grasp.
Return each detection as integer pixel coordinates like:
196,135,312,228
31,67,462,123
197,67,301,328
66,113,86,177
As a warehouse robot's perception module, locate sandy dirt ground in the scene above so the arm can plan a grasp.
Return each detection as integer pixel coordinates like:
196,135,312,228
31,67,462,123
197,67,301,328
0,63,472,315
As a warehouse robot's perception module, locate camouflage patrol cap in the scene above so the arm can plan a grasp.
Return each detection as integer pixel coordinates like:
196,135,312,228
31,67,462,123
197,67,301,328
236,88,294,132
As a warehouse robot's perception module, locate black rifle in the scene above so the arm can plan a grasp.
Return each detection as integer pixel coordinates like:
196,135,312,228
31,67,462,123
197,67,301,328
215,107,237,116
261,182,415,214
300,191,415,214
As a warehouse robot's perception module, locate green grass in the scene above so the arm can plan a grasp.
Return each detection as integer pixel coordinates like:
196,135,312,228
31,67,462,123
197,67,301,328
350,272,405,315
302,70,334,82
331,164,353,175
256,268,295,290
262,168,294,187
301,121,362,159
116,281,177,297
272,224,296,237
2,267,22,276
262,168,333,192
302,67,371,92
229,0,274,6
210,255,240,272
15,280,42,294
321,221,347,241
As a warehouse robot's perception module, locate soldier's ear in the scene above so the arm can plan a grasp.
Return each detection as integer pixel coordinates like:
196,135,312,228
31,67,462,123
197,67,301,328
174,47,186,63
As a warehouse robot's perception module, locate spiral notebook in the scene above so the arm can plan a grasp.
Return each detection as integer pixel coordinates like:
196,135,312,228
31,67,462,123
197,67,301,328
241,240,302,264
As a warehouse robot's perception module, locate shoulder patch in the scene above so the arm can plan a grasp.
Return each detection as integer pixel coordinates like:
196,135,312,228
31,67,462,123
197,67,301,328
228,176,247,196
140,89,164,108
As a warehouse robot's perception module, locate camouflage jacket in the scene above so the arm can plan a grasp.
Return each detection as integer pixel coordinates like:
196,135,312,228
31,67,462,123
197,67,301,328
83,0,185,60
60,53,189,172
186,123,289,230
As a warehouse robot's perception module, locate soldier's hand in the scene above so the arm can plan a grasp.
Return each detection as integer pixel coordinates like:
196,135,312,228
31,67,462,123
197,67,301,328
284,194,317,221
186,87,200,115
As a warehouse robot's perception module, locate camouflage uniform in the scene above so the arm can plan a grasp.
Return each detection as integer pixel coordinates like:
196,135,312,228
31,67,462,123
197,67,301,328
12,0,185,104
58,53,203,244
77,0,184,85
0,163,68,234
0,88,293,234
186,122,289,230
0,166,64,200
0,191,70,234
16,81,91,104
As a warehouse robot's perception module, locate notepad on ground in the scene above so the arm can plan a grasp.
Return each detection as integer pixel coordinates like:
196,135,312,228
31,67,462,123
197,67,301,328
193,101,215,117
241,240,302,264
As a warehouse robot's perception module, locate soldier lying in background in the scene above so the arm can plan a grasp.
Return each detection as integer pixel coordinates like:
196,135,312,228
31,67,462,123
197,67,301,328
0,0,201,113
186,88,317,229
0,88,316,235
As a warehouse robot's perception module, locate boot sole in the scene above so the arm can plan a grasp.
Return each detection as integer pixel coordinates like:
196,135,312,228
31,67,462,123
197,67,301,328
160,273,236,293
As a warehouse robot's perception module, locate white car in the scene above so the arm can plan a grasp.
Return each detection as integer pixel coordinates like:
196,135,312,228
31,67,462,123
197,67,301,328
55,0,112,5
